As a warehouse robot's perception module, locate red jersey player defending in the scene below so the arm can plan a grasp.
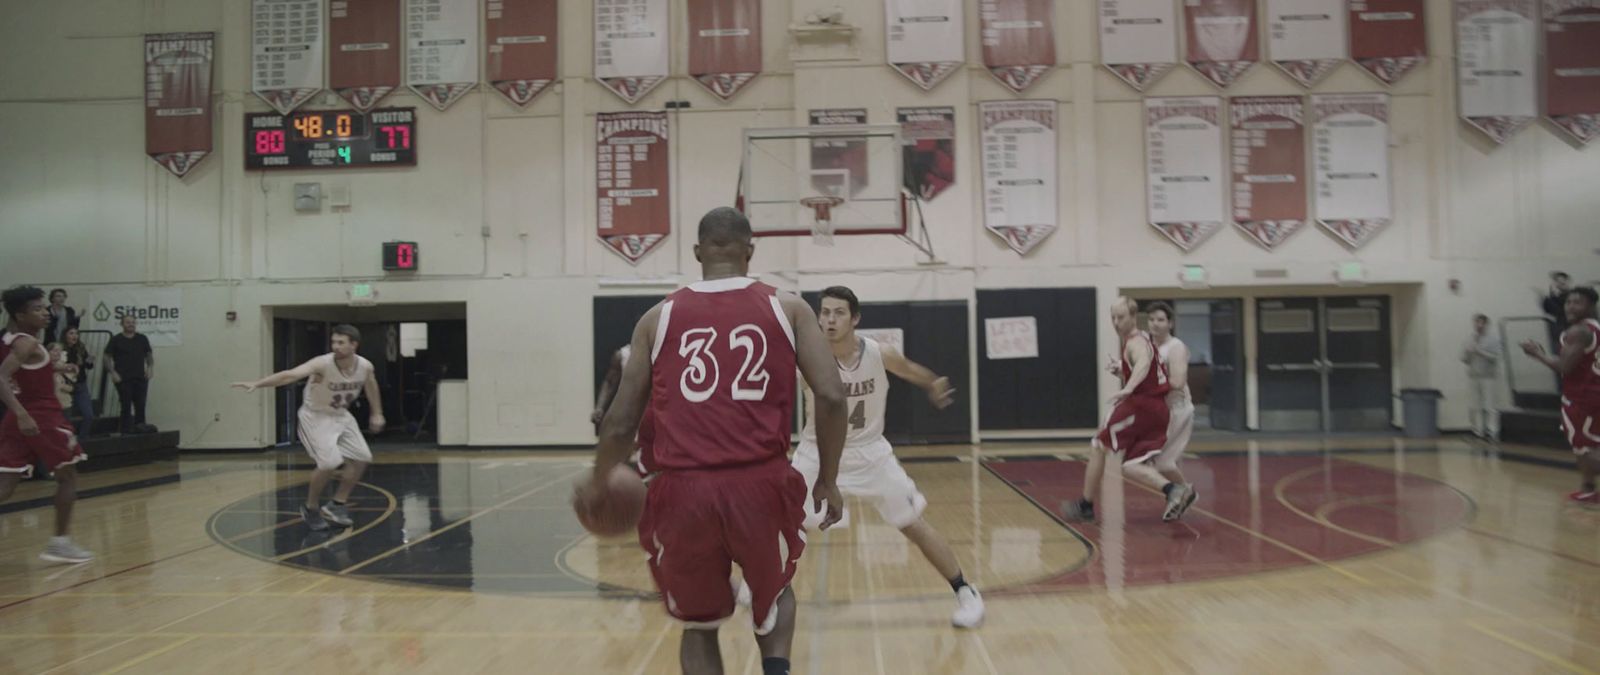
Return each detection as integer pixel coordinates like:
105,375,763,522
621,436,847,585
0,286,93,563
1063,296,1172,522
1522,286,1600,503
576,207,848,675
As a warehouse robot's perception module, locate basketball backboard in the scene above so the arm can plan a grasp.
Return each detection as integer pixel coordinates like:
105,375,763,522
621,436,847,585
738,125,908,241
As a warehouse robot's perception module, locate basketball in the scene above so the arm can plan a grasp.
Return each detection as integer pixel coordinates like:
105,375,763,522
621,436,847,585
572,465,647,537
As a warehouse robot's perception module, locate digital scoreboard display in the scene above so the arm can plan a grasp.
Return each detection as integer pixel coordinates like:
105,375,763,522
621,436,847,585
382,241,419,271
245,107,416,169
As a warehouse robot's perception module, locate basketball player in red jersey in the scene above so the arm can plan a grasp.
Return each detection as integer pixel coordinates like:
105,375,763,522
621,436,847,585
1063,296,1172,522
1522,286,1600,503
0,286,93,563
577,207,848,675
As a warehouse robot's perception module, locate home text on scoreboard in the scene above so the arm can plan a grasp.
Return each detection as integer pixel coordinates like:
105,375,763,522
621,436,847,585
245,108,417,170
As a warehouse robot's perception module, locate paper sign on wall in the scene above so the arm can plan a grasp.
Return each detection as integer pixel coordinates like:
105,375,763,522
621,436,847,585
985,316,1039,360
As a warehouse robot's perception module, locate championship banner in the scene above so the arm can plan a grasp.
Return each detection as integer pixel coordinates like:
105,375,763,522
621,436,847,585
898,107,956,201
1456,0,1538,144
86,288,183,347
886,0,965,90
688,0,761,100
1267,0,1347,87
1185,0,1258,88
1349,0,1427,84
1312,94,1391,248
1146,97,1225,251
980,0,1056,93
145,33,214,178
329,0,400,111
251,0,325,114
597,111,671,264
1098,0,1179,92
487,0,558,106
595,0,669,104
980,100,1058,256
1543,0,1600,145
406,0,479,111
810,109,869,198
1231,96,1307,249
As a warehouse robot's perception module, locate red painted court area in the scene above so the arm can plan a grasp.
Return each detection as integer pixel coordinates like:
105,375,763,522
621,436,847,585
985,455,1474,592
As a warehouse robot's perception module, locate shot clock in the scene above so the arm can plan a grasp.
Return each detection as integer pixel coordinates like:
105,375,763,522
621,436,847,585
246,107,417,169
382,241,419,271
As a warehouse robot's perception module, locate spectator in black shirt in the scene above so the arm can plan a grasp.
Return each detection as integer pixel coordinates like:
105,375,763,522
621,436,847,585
62,328,96,437
103,316,153,433
45,288,78,346
1542,272,1573,350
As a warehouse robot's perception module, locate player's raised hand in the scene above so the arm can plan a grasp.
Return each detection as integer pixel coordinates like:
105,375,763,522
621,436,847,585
813,479,844,531
927,376,956,409
230,381,258,393
1105,354,1122,375
1520,339,1545,358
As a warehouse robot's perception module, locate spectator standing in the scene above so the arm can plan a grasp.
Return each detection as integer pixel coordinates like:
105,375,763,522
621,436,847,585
61,328,95,437
103,316,153,433
1542,272,1573,350
45,289,78,346
1461,314,1503,440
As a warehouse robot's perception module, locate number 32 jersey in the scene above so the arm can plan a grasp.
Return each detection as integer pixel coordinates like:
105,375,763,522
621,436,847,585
802,337,887,449
649,277,799,471
302,353,373,415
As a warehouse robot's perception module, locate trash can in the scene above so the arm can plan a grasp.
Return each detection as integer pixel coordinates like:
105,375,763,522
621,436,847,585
1399,388,1443,438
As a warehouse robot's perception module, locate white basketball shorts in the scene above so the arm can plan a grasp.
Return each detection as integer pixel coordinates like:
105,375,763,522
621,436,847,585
792,437,927,530
1125,399,1194,468
297,408,373,470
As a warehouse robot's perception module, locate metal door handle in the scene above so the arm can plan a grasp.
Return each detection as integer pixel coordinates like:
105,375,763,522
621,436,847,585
1329,361,1382,370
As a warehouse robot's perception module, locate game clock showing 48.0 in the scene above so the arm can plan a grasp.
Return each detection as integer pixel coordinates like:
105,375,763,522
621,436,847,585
245,108,417,169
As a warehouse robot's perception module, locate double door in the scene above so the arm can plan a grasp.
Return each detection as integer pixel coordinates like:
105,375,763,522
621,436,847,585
1257,296,1393,432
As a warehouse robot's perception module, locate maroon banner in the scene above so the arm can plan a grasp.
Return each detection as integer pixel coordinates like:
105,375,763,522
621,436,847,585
1349,0,1426,84
145,33,215,178
898,107,955,201
981,0,1056,92
1545,0,1600,145
688,0,761,100
1185,0,1259,88
597,111,671,264
1231,97,1307,249
810,109,869,198
328,0,400,111
487,0,558,106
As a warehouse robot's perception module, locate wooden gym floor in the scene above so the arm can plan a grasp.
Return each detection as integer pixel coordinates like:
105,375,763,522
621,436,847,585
0,436,1597,674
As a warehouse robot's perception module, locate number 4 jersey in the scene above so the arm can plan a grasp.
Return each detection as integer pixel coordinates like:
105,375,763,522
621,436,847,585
649,277,799,471
801,337,887,449
302,353,374,415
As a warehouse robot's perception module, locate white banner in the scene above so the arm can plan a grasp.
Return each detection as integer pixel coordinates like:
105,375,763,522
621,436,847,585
251,0,326,114
406,0,479,111
980,100,1058,256
1313,94,1392,248
1098,0,1179,91
1456,0,1538,143
857,328,906,355
1267,0,1347,86
1146,97,1225,251
86,288,183,347
595,0,669,103
985,317,1039,360
886,0,965,90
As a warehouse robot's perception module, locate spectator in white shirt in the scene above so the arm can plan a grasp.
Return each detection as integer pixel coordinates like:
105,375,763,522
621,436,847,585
1461,313,1503,440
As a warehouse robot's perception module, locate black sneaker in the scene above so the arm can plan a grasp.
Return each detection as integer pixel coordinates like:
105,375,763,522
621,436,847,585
1176,485,1199,519
321,502,353,528
1060,499,1096,522
301,504,330,531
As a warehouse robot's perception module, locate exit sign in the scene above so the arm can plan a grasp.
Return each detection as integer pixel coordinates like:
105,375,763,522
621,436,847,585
382,241,418,271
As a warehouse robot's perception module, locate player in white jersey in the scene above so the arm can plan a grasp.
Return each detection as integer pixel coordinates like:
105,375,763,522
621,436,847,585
233,324,385,531
791,287,985,628
1116,302,1197,521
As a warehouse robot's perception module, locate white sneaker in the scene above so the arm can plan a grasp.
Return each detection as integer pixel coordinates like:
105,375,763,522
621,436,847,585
40,538,93,565
952,585,985,628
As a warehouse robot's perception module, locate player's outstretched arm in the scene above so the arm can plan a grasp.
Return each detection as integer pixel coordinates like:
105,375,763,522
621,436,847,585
590,304,660,483
786,294,847,529
230,358,320,393
881,344,955,409
1165,341,1190,392
0,336,41,435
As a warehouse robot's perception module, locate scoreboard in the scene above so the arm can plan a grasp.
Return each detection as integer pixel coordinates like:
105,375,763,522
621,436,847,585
246,108,416,169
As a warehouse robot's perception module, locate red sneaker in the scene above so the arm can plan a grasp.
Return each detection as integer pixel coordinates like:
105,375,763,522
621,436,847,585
1567,489,1599,504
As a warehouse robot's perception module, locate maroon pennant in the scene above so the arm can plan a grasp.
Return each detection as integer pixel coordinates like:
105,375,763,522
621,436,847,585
1231,96,1307,249
486,0,559,106
597,111,672,265
1544,0,1600,145
328,0,400,111
688,0,761,100
1349,0,1427,84
981,0,1057,92
145,33,215,178
1186,0,1259,88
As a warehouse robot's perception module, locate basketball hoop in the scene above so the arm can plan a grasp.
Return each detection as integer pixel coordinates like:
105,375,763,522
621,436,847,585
800,196,845,246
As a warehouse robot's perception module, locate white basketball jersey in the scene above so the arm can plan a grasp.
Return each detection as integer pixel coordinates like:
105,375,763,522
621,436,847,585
1157,337,1191,404
803,337,889,448
302,353,373,414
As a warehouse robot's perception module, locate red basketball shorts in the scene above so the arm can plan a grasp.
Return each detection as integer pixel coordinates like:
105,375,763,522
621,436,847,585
638,459,807,634
1094,395,1171,463
1561,397,1600,455
0,408,86,478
